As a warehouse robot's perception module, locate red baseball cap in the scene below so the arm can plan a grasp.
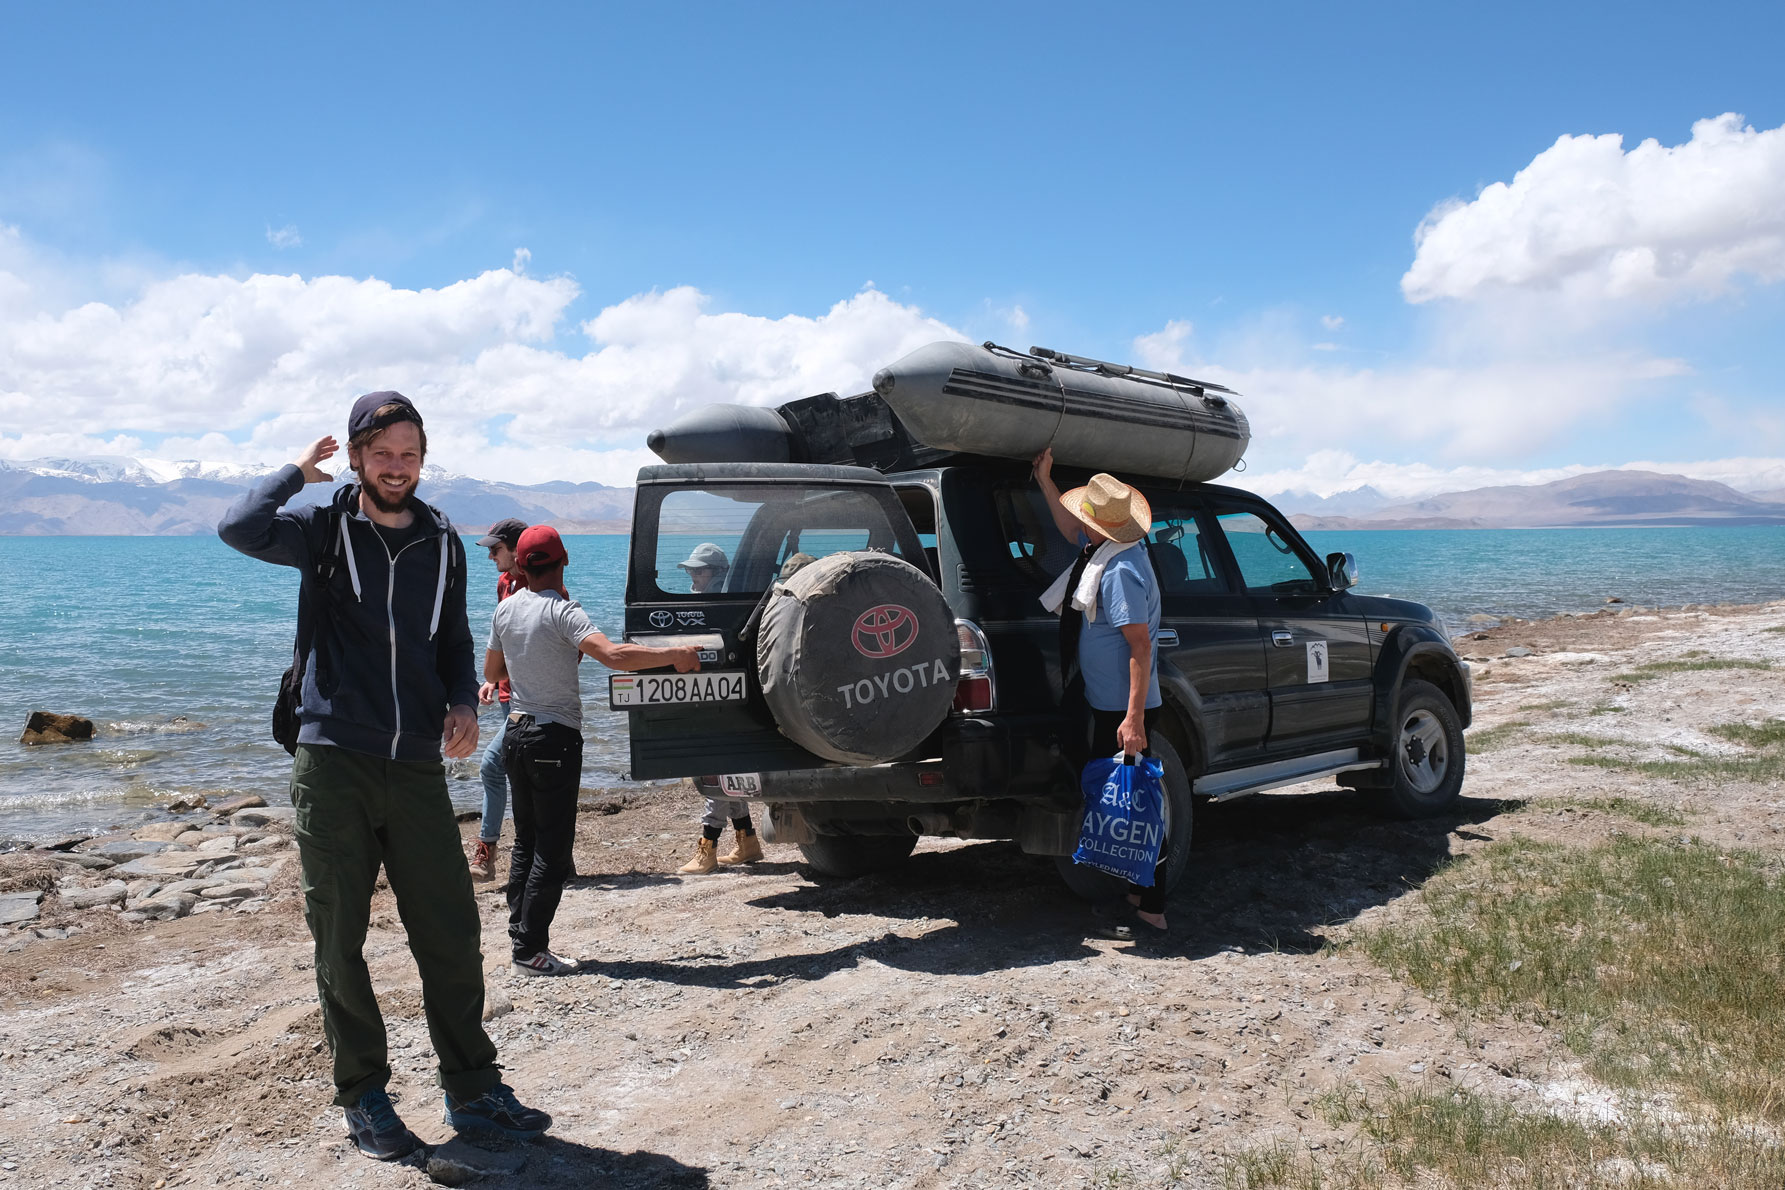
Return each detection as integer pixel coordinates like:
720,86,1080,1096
515,524,567,566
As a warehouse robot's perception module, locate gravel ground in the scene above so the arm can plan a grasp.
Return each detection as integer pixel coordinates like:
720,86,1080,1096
1,600,1781,1189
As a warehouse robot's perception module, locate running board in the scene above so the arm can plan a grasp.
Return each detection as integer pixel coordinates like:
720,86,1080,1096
1194,748,1383,801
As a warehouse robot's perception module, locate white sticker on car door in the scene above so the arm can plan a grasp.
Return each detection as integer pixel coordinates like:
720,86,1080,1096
1306,639,1330,684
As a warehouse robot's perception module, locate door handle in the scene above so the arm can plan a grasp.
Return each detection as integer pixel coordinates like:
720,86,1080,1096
1157,629,1180,648
1272,630,1295,647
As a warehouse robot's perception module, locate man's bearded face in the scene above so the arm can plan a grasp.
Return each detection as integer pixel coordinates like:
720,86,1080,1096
351,422,423,514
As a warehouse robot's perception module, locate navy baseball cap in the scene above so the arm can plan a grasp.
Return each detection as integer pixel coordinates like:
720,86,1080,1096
348,391,423,439
476,517,528,549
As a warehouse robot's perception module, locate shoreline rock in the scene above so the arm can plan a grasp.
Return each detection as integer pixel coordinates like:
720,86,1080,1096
20,711,94,746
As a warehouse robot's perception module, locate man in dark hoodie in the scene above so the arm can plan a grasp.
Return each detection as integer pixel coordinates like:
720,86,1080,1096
218,392,551,1162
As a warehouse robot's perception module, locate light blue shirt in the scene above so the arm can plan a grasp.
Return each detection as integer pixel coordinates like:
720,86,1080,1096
1077,542,1162,712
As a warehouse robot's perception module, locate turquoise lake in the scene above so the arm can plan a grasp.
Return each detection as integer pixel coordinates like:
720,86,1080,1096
1,527,1781,842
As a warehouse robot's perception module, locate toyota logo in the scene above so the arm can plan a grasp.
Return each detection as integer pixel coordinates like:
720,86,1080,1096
648,610,674,629
852,604,919,659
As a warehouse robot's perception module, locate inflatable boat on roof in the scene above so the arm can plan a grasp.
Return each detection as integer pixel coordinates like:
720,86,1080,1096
646,340,1250,483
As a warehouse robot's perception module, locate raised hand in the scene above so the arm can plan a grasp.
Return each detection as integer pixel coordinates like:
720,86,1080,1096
295,436,339,485
1032,446,1055,488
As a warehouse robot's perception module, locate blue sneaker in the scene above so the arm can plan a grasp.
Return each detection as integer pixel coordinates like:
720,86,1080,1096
343,1087,423,1161
443,1082,553,1140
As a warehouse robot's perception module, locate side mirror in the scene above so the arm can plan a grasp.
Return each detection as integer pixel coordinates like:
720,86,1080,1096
1326,551,1359,591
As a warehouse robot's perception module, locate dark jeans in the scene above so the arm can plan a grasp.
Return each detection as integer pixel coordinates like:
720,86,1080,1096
502,714,582,960
287,743,500,1107
1089,706,1169,915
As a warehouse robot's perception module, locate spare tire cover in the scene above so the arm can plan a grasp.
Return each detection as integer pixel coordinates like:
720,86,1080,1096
757,551,960,765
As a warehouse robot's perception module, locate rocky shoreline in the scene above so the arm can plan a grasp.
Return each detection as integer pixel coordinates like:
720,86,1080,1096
0,600,1780,1189
0,797,298,943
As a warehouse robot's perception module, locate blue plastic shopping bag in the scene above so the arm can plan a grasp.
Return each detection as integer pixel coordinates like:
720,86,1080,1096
1071,752,1167,886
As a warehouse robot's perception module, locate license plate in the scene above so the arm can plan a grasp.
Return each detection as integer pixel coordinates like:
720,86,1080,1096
609,671,746,708
719,772,760,795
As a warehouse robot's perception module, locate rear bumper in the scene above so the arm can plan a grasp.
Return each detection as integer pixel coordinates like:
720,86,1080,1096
721,714,1062,804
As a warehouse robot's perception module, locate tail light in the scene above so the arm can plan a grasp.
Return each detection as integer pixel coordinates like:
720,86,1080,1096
951,619,997,714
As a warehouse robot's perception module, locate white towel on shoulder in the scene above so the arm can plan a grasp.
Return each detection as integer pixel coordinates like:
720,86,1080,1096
1041,538,1140,624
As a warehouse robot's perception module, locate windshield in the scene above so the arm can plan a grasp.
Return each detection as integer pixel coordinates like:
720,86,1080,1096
638,483,925,598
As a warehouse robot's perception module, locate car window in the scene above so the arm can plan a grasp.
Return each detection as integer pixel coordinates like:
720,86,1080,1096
995,483,1083,583
1146,510,1226,596
1216,510,1322,595
650,485,918,597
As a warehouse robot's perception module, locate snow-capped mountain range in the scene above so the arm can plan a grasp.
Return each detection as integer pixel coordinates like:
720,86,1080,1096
0,457,633,535
2,456,1781,535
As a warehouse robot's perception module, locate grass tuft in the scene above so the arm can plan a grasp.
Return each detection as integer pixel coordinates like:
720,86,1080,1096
1466,721,1532,753
1220,1081,1785,1188
1610,658,1773,683
1561,717,1785,785
1525,797,1688,827
1542,731,1624,749
1517,700,1572,712
1360,837,1785,1126
1587,702,1627,715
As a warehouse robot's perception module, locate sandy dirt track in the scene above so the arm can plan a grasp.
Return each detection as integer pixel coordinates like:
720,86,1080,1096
1,601,1781,1188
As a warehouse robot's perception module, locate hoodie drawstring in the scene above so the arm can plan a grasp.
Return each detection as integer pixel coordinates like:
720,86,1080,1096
338,515,363,601
429,527,449,639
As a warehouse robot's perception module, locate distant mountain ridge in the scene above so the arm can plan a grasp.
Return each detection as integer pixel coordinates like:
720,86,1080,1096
2,458,1780,535
1286,470,1785,530
0,458,633,536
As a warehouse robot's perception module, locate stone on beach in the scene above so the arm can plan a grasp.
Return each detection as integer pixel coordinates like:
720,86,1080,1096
134,823,193,844
231,808,296,829
42,851,114,871
19,711,94,746
59,881,128,910
210,794,267,816
89,839,173,863
163,794,209,813
125,891,199,921
112,852,213,880
197,881,263,901
0,890,44,925
427,1138,528,1185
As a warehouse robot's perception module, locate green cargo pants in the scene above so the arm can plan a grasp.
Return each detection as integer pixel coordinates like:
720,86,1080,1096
289,743,500,1107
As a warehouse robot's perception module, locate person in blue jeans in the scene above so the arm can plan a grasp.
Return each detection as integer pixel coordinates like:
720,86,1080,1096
484,525,700,975
469,517,528,882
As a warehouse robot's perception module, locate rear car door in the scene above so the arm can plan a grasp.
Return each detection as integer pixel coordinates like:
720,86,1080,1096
623,463,933,780
1209,502,1373,754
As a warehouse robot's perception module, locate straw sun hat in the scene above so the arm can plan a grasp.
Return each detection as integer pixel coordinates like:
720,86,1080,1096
1060,473,1152,544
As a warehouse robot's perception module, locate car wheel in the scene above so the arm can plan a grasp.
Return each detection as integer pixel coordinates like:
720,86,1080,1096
1054,735,1194,901
1367,678,1466,818
797,832,920,878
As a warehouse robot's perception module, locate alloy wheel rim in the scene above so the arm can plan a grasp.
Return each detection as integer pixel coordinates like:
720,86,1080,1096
1398,708,1449,795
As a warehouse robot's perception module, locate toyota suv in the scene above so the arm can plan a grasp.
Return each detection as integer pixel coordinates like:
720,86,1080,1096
615,454,1471,897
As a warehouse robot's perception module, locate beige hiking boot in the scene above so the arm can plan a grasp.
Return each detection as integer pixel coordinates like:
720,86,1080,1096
718,831,764,865
677,837,719,875
468,838,497,882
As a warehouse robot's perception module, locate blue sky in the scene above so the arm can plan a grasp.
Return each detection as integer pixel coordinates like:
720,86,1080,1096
3,2,1783,495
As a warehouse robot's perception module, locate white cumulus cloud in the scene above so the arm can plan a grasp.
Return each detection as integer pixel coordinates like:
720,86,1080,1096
1403,113,1785,305
0,232,965,485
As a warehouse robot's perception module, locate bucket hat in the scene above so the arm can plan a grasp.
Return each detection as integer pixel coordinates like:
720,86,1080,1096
1059,473,1152,544
676,543,730,572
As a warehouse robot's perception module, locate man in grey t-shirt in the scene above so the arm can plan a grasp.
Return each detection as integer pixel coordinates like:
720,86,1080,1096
485,525,698,975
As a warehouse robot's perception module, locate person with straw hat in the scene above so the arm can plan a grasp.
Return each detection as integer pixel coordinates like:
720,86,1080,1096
1033,448,1170,935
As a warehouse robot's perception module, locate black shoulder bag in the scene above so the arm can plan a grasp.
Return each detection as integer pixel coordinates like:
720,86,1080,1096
273,511,344,755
